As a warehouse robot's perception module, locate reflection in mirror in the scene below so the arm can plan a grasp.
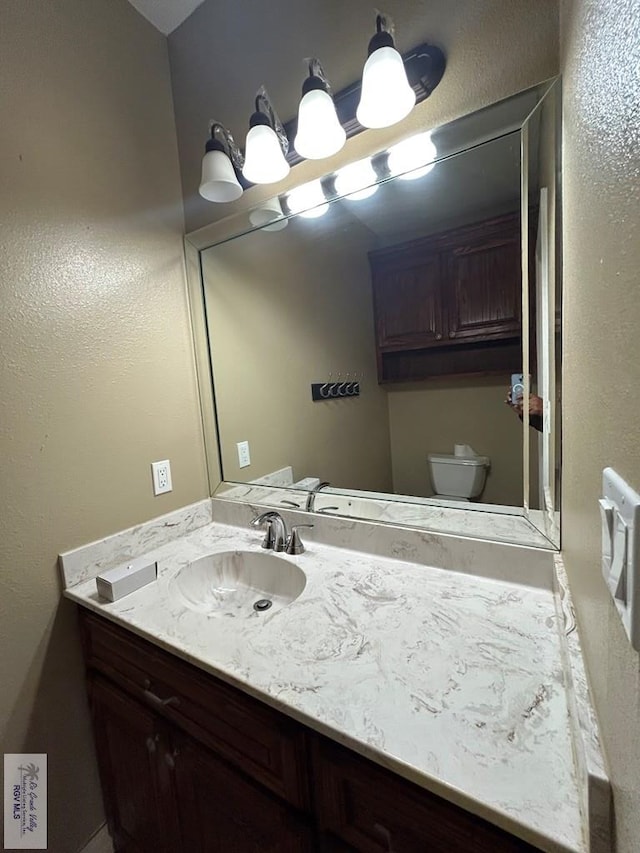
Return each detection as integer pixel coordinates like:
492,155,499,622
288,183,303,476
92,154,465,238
193,80,560,548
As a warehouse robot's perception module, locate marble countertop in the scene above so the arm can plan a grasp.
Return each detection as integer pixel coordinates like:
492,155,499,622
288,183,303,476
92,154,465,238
215,482,554,548
64,518,586,853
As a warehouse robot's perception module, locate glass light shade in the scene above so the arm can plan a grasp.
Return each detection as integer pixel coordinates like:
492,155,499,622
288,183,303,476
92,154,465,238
242,124,290,185
286,181,329,218
387,132,438,180
199,149,243,202
248,197,288,231
294,89,346,160
356,46,416,129
334,159,378,201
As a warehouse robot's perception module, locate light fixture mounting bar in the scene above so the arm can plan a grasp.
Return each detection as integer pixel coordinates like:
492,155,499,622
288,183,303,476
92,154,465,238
255,85,289,156
209,121,244,169
284,41,445,167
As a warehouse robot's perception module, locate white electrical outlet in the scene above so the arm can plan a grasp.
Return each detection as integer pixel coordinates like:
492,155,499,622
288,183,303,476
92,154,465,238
151,459,172,495
237,441,251,468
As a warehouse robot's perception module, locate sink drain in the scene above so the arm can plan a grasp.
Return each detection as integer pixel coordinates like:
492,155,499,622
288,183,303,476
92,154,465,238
253,598,273,612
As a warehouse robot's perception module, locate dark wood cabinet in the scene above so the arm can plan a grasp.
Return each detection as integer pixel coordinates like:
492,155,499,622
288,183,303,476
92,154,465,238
371,252,444,351
174,733,314,853
369,212,524,382
89,676,180,853
313,737,537,853
81,610,541,853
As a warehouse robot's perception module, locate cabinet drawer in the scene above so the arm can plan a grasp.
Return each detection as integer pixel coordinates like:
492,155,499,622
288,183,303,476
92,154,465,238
313,737,539,853
80,611,310,810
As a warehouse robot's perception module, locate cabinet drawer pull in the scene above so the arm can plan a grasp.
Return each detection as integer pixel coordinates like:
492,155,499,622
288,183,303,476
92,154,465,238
449,331,456,338
435,333,443,340
143,681,180,708
373,822,396,852
145,734,158,754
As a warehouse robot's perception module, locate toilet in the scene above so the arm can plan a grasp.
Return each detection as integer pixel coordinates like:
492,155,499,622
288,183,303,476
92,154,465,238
427,445,490,501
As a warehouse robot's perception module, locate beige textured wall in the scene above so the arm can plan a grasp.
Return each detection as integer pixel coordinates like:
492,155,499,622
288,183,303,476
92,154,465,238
202,216,393,490
388,378,524,505
0,2,207,851
168,0,559,234
560,1,640,850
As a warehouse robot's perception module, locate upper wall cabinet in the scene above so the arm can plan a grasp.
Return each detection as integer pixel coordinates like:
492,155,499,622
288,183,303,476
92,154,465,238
369,211,523,382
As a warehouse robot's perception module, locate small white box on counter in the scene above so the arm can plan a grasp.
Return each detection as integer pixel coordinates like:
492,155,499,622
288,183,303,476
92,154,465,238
96,557,157,602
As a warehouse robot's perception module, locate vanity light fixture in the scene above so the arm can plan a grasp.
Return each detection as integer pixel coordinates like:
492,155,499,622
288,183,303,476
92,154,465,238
294,59,346,160
334,158,378,201
356,13,416,130
198,122,245,202
286,180,329,218
242,86,290,185
198,26,446,202
387,131,438,180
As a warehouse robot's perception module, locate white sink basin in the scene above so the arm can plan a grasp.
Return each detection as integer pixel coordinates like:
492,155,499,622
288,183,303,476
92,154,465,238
169,550,306,617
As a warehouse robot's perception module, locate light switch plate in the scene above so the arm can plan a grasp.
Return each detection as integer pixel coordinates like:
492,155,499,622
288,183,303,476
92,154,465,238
600,467,640,650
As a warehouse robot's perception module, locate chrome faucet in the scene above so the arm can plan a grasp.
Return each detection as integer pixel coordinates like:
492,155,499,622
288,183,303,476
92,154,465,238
305,481,331,512
251,512,313,555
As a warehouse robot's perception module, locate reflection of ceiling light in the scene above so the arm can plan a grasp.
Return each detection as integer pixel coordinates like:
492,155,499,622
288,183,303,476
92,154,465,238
356,14,416,129
387,132,438,180
248,197,288,231
286,181,329,218
334,159,378,201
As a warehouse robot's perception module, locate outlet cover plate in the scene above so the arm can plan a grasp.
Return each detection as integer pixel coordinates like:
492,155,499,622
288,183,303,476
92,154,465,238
237,441,251,469
151,459,172,495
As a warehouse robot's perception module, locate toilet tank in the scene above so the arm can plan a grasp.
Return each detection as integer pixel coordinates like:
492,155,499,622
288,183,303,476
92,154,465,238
428,453,490,498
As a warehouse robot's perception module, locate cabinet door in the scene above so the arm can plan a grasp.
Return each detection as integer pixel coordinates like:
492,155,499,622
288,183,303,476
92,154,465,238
313,737,538,853
173,733,314,853
446,228,521,343
89,676,179,853
372,253,444,351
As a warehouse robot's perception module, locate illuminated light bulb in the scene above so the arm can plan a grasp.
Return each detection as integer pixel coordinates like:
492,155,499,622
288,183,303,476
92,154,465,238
295,88,346,160
356,16,416,130
334,159,378,201
387,132,438,180
286,181,329,218
242,122,290,185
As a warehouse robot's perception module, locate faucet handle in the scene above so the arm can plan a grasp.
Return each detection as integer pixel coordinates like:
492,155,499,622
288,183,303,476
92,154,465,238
285,524,314,555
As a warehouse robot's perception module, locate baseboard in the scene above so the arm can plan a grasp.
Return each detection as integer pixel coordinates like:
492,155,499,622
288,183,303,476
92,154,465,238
79,824,113,853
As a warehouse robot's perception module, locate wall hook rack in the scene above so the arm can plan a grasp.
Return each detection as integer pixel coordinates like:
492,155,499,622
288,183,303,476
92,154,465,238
311,381,361,401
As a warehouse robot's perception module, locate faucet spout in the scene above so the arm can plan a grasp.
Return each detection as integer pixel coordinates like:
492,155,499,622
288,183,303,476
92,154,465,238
305,481,331,512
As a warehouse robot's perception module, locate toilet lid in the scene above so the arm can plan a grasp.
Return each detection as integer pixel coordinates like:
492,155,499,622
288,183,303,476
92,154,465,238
428,453,489,467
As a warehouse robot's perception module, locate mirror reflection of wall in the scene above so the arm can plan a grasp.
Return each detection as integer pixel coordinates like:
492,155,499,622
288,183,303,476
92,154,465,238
202,128,535,509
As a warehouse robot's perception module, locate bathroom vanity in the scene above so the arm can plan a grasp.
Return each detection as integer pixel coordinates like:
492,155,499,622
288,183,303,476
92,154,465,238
80,610,538,852
61,500,608,853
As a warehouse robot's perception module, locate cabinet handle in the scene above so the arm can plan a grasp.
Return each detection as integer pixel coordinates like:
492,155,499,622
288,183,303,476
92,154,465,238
145,734,159,754
449,331,456,338
143,680,180,708
435,333,443,340
373,823,396,852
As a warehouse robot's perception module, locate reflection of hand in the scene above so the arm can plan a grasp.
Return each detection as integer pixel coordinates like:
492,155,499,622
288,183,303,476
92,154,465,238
505,391,544,431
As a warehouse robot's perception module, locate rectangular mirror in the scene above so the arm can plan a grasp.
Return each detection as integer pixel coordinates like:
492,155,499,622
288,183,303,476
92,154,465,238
187,79,561,549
